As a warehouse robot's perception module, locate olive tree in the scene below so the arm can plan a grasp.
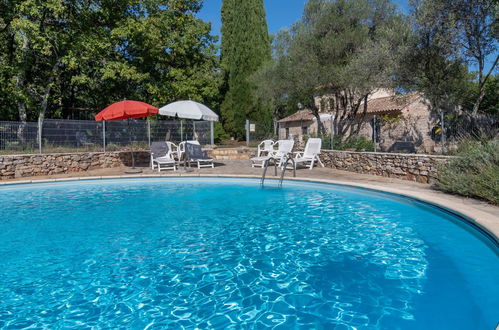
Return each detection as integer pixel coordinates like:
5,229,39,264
254,0,411,136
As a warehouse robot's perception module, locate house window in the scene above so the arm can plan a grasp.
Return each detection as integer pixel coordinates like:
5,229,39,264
302,126,308,135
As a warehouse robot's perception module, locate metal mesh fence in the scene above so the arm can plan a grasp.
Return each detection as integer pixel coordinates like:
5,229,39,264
105,120,149,151
42,119,104,153
0,121,39,154
246,120,277,147
0,119,213,155
149,120,212,145
274,112,498,155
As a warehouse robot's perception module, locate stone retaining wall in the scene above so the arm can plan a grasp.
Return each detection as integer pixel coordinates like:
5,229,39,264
0,148,254,180
0,151,151,180
321,150,452,183
208,147,254,160
1,149,452,183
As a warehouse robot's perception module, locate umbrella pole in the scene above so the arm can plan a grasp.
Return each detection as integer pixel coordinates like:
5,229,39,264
129,119,136,168
124,118,142,174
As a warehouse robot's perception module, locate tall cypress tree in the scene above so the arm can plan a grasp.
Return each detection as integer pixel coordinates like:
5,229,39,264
221,0,271,138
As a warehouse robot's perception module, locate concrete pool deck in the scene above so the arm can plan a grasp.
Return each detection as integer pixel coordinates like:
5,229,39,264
1,159,498,243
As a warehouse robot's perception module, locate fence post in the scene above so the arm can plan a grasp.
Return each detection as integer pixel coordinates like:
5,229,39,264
102,121,106,152
330,118,334,150
38,118,42,154
180,120,183,141
441,112,445,154
147,119,151,148
210,121,214,145
245,120,250,146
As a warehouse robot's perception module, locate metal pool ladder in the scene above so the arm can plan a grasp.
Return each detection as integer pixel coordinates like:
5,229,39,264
260,156,296,187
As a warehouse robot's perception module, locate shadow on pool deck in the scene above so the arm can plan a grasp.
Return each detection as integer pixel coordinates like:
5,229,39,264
2,159,498,241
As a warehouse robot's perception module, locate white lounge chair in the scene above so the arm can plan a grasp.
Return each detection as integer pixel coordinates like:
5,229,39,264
185,142,214,168
166,141,179,160
151,142,176,172
178,140,200,160
294,138,324,170
257,139,275,157
251,139,294,168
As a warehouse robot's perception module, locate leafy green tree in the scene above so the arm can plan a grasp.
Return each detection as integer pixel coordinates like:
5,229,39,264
462,74,499,115
220,0,271,138
254,0,410,136
404,0,498,114
0,0,220,124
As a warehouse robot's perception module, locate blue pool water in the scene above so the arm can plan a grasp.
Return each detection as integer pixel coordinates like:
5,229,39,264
0,178,497,329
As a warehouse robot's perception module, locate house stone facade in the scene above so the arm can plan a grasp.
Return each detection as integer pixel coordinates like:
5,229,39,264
278,91,441,153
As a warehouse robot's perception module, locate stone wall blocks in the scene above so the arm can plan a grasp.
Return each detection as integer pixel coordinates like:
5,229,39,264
323,150,451,183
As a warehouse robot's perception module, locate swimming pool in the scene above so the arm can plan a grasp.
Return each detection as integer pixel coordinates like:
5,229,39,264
0,178,497,328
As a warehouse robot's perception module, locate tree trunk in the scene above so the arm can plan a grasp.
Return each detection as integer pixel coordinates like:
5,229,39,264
36,60,60,146
15,32,29,144
351,94,368,136
311,105,325,136
37,83,51,139
472,54,498,115
15,76,28,145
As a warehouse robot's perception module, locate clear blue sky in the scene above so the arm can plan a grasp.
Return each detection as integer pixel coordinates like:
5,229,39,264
198,0,410,38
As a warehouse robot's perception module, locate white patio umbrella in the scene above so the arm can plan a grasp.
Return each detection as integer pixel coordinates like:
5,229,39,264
158,100,219,122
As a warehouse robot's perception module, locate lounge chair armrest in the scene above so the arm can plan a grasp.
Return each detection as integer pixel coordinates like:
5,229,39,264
294,152,304,158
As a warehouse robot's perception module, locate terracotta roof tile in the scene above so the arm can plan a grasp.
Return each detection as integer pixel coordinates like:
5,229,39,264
364,93,421,114
278,93,422,123
278,109,315,123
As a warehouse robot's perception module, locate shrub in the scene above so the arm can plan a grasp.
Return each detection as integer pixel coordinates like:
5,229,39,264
311,134,375,151
437,139,499,204
214,122,229,144
350,136,375,152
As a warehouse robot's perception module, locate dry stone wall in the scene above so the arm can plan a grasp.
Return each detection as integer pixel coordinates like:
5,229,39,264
1,149,452,184
0,152,138,180
0,148,253,180
321,150,452,183
208,147,254,160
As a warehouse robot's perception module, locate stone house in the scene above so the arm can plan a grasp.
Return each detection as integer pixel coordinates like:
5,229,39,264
277,109,323,139
278,91,441,153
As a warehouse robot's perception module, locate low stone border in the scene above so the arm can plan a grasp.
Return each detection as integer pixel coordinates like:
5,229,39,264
1,174,497,243
0,148,255,180
208,147,254,160
0,151,150,180
321,150,453,184
1,149,453,183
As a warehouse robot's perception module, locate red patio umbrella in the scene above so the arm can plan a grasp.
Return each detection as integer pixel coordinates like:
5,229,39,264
95,100,158,121
95,100,158,173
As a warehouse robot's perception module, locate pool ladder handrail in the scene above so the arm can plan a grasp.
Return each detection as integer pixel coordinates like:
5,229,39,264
278,156,296,187
260,155,296,187
260,157,278,187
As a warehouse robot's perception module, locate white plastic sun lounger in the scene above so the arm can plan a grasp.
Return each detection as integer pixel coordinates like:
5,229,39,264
185,142,214,169
151,142,176,172
257,139,275,157
166,141,180,160
251,139,294,168
294,138,324,170
178,140,200,161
